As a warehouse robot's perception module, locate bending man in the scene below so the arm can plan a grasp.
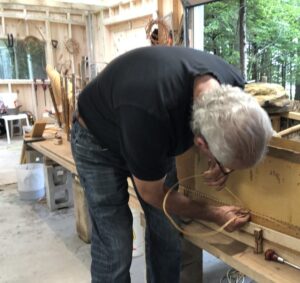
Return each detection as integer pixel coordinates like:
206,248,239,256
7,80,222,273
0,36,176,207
71,46,273,283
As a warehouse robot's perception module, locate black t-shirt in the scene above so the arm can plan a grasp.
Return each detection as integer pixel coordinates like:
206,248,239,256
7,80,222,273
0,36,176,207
78,46,245,181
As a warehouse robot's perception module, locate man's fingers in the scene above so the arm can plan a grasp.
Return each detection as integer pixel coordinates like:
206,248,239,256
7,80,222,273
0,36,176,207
231,213,251,230
204,174,228,189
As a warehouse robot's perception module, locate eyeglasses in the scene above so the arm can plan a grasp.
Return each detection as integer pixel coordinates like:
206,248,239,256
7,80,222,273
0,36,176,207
214,158,234,176
199,135,234,176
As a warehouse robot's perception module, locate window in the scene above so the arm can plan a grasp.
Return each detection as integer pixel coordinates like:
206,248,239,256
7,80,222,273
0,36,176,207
0,36,47,80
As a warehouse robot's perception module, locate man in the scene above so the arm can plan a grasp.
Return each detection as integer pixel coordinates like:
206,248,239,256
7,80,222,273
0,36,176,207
71,46,273,283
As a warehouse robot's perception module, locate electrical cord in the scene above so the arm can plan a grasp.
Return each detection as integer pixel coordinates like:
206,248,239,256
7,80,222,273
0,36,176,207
220,268,245,283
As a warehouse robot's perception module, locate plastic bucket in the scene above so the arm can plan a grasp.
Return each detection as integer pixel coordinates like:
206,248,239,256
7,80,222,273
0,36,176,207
131,208,144,257
16,163,45,200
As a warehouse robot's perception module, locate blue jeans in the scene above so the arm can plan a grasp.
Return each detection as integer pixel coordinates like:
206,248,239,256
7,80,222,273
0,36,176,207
71,120,181,283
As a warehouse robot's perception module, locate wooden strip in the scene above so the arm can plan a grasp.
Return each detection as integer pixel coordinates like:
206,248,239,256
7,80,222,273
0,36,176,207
277,124,300,137
1,8,5,35
281,112,300,121
269,136,300,153
73,176,91,243
48,85,62,127
64,77,70,140
0,1,100,12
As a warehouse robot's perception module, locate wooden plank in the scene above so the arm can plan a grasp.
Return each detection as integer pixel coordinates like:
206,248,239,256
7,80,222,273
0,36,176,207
73,176,91,243
0,1,101,12
281,112,300,121
0,11,85,26
196,220,300,264
277,124,300,137
184,222,300,283
269,136,300,153
270,115,281,132
44,10,53,67
103,7,153,25
1,7,5,36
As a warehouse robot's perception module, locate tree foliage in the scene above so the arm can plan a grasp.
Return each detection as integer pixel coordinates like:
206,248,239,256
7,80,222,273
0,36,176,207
204,0,300,97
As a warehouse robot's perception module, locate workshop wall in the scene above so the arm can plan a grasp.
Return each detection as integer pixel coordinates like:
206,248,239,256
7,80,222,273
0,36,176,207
94,0,183,70
0,4,89,119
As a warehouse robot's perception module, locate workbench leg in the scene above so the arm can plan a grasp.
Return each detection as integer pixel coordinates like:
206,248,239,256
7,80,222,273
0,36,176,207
73,176,92,243
180,238,203,283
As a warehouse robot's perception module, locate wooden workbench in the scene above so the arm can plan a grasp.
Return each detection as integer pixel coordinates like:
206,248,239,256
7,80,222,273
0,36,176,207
29,136,76,174
184,222,300,283
26,136,300,283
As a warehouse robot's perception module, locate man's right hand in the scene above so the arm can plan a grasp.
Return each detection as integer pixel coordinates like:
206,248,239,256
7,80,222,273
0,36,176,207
213,205,251,232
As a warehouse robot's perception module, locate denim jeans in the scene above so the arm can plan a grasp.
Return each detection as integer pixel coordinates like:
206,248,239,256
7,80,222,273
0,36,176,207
71,120,181,283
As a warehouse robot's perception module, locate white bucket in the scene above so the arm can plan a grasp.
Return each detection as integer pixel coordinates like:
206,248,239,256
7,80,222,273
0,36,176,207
16,163,45,200
131,208,144,257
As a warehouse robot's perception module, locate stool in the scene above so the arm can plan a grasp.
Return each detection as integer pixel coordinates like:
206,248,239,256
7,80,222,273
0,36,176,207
44,164,74,211
2,113,29,144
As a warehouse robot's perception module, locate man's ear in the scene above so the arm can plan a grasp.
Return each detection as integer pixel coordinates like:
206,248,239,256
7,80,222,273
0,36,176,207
194,136,208,149
194,136,212,157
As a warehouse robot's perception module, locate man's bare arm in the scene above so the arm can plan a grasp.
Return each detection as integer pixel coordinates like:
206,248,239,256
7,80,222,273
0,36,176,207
132,175,250,232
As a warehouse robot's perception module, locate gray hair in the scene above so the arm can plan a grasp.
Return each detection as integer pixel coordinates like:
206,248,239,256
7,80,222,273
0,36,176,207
191,85,273,168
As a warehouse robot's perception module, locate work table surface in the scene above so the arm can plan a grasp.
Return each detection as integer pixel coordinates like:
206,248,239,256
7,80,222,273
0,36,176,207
28,135,77,175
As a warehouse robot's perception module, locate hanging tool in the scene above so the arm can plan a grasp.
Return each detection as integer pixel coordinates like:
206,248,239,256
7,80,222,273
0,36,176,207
33,78,38,106
265,249,300,271
7,34,14,48
41,79,47,106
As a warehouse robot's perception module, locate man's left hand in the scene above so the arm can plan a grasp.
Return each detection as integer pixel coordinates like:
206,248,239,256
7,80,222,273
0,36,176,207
202,160,228,190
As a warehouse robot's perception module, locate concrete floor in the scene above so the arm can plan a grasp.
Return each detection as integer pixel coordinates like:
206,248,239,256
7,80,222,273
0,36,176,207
0,135,255,283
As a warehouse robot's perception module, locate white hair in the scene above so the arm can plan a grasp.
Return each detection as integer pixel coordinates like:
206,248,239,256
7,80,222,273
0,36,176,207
191,85,273,168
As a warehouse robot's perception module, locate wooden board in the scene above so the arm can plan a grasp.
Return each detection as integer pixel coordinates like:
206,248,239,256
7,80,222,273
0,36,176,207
73,176,91,243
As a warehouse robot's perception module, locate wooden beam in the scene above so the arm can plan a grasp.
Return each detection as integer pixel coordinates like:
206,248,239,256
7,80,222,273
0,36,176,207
102,7,152,25
0,11,86,26
24,9,29,36
1,7,5,35
281,111,300,121
45,9,54,67
269,136,300,153
276,124,300,137
0,1,104,12
67,12,75,74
